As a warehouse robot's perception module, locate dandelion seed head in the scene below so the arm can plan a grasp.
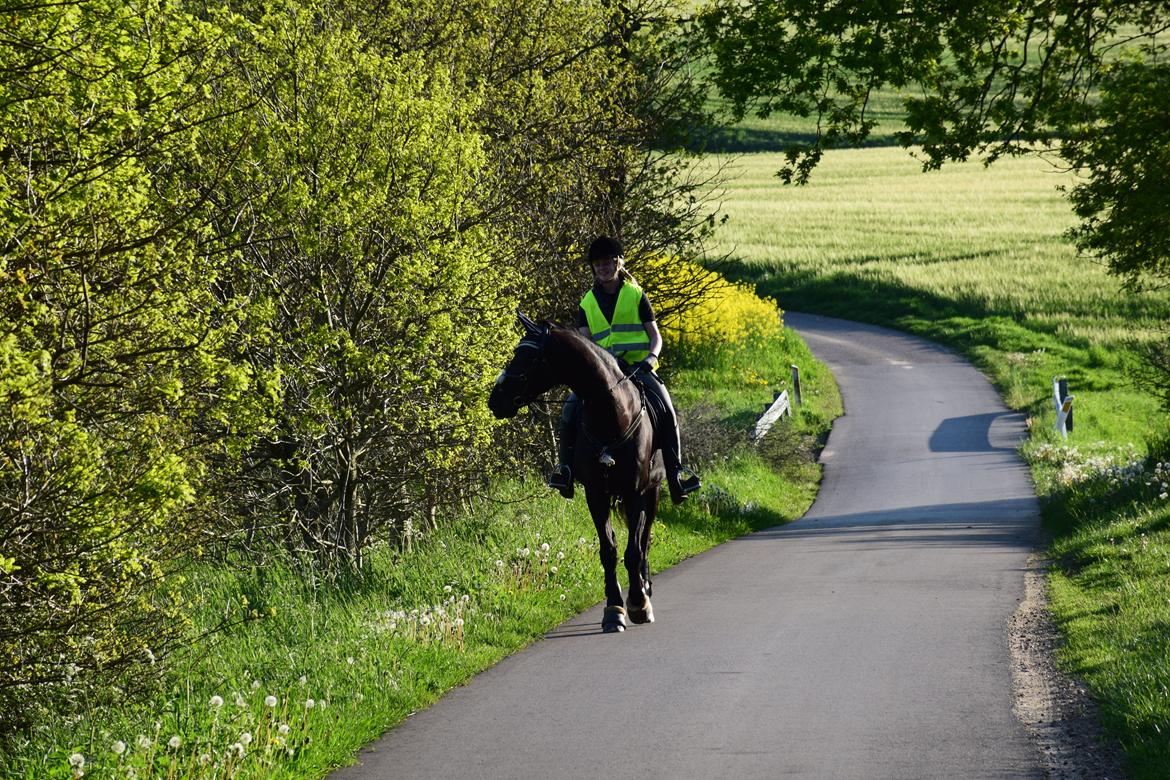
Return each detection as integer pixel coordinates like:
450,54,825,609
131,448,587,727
209,695,224,708
540,543,550,552
278,724,290,735
232,742,245,757
299,675,308,685
251,679,261,690
111,741,126,755
198,754,211,766
347,656,355,665
68,753,85,768
265,695,278,707
443,585,453,593
137,735,151,750
461,594,470,602
168,736,180,749
305,698,315,709
239,732,253,746
495,560,504,568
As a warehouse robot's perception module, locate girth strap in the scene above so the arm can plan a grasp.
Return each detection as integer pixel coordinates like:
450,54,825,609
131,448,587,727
583,395,646,467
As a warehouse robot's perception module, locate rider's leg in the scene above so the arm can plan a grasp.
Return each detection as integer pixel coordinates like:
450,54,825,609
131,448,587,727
547,393,580,499
639,372,701,504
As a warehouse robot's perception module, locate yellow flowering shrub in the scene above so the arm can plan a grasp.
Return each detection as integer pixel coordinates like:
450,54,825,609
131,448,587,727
646,257,784,351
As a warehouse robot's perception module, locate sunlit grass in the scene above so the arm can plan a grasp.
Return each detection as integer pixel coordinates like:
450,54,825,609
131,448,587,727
1028,443,1170,778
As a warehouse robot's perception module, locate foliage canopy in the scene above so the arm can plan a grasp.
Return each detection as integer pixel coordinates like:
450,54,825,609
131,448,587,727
699,0,1170,290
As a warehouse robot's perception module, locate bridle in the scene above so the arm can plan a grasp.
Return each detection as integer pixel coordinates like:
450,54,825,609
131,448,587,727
499,333,549,408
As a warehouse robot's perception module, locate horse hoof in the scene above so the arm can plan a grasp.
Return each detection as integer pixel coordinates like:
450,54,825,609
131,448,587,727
628,602,654,625
602,605,628,633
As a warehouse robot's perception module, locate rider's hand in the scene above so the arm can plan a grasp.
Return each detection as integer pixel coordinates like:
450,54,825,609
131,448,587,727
635,354,658,374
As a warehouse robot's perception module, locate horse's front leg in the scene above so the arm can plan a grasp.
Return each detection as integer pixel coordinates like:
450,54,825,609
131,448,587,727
640,485,660,600
587,489,626,633
623,498,654,625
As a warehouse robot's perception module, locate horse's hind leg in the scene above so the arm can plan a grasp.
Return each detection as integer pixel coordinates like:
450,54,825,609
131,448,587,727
587,491,626,633
624,501,654,625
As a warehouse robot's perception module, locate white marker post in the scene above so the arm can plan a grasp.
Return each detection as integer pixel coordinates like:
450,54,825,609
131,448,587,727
752,389,791,440
1053,377,1074,439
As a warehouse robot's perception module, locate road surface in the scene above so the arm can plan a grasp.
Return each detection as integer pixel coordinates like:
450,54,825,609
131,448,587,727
333,312,1043,779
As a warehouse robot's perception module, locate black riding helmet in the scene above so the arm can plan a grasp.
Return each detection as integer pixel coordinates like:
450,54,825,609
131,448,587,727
587,235,623,264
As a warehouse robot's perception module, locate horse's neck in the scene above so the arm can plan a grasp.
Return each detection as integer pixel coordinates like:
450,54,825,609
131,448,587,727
556,338,638,430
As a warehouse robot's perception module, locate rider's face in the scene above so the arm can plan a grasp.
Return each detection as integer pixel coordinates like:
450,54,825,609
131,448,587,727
592,255,621,284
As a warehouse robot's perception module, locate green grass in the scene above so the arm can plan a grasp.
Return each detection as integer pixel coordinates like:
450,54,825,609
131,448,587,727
2,332,839,779
709,145,1170,776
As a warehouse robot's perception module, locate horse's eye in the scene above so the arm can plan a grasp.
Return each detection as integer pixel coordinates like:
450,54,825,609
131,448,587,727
493,371,506,386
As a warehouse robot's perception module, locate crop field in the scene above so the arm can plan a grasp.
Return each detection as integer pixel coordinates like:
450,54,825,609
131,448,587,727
712,148,1167,348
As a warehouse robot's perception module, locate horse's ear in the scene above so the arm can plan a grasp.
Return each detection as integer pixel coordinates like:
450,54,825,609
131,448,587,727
516,310,543,336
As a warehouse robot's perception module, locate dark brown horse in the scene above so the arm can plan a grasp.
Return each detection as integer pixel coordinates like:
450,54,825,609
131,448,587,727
487,313,663,632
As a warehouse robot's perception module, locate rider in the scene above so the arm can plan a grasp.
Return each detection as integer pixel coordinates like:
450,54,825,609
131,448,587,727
547,235,702,504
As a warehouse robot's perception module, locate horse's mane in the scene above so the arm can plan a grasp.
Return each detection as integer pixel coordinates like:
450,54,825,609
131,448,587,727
548,324,624,378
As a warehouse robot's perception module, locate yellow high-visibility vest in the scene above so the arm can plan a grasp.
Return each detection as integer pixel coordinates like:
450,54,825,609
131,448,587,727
581,281,651,365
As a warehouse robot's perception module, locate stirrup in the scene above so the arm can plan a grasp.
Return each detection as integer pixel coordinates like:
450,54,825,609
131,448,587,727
547,464,574,499
668,467,701,505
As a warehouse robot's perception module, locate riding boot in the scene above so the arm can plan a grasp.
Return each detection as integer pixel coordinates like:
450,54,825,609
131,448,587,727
662,436,701,505
547,393,579,499
641,373,701,504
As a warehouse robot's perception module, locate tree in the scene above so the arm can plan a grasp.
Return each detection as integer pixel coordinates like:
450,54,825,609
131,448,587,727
0,0,263,733
698,1,1170,287
192,0,515,567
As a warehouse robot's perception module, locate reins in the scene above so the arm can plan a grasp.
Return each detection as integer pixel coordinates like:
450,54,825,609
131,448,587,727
582,392,645,466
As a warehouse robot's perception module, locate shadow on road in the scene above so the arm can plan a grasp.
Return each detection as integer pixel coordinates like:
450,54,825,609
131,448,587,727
748,496,1040,550
930,411,1023,453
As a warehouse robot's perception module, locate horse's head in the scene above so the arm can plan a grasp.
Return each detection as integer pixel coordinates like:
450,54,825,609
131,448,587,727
488,312,558,419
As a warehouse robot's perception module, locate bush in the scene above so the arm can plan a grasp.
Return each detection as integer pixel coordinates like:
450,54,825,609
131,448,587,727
645,257,785,352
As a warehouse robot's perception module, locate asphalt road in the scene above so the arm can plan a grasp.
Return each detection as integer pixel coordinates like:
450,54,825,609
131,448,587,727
332,313,1043,779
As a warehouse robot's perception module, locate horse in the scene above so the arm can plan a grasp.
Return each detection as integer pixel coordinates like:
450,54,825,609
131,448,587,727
487,312,664,633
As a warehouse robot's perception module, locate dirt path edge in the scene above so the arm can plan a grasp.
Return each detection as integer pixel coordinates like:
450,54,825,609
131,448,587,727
1009,552,1128,779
